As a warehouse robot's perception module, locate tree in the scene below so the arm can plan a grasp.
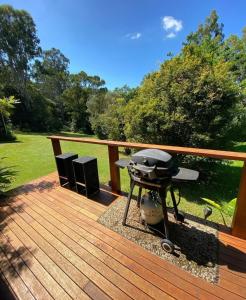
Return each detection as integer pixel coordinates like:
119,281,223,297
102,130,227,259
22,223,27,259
0,96,18,139
185,10,224,46
87,86,137,140
223,31,246,83
124,11,241,148
33,48,70,126
87,89,109,138
0,5,41,97
0,5,42,131
98,96,127,141
221,29,246,140
63,71,105,132
25,83,60,131
124,43,240,148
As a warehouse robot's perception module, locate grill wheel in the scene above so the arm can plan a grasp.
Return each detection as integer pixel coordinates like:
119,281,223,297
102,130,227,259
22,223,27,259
161,239,175,253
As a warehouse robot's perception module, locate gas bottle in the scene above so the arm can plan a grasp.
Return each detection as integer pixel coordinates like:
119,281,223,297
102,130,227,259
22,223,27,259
140,191,163,225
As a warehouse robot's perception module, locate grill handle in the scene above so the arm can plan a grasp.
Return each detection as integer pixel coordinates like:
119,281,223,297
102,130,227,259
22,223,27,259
131,164,157,179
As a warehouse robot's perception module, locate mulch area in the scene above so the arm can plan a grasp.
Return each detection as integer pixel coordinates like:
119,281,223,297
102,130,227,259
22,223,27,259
98,197,219,283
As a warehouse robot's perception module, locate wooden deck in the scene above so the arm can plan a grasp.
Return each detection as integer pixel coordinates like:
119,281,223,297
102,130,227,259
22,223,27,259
1,173,246,300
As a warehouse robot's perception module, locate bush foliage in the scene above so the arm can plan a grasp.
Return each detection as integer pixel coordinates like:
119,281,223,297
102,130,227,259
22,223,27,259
124,45,240,148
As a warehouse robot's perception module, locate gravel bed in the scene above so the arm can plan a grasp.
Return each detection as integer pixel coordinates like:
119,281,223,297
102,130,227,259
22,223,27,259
98,197,219,283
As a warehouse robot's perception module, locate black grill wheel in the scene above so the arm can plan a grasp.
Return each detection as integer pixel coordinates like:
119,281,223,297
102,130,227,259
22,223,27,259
161,239,174,253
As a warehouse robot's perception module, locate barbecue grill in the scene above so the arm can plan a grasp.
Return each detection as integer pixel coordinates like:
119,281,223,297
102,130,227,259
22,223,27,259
116,149,199,253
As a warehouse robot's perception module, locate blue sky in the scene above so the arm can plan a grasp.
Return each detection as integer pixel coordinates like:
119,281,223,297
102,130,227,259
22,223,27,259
1,0,246,89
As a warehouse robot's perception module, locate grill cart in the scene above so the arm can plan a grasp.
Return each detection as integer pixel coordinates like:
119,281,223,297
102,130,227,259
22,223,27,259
116,149,199,253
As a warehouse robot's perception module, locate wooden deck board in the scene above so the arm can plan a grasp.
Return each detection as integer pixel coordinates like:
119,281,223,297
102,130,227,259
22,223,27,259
0,232,53,300
83,281,111,300
19,185,199,298
14,192,178,300
0,246,35,300
1,173,246,300
6,216,88,300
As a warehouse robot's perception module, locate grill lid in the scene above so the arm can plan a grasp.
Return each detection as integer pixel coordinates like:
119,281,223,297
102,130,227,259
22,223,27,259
131,149,173,168
114,148,199,182
130,149,176,180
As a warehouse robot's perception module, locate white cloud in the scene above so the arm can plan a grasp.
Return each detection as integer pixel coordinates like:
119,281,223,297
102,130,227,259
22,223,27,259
162,16,183,38
166,32,176,38
126,32,142,40
132,33,141,39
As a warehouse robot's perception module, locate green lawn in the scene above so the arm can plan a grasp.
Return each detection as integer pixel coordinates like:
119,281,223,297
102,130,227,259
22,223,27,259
0,131,131,192
1,131,245,226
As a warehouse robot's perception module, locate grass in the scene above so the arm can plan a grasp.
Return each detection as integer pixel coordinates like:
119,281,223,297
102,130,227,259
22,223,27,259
0,131,130,191
0,131,245,226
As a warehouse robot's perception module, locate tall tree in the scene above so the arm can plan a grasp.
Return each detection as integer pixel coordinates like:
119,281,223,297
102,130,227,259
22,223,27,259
222,28,246,140
87,85,137,140
223,30,246,83
125,51,239,147
33,48,70,126
63,71,105,132
0,5,41,97
185,10,224,46
124,12,240,148
0,96,17,139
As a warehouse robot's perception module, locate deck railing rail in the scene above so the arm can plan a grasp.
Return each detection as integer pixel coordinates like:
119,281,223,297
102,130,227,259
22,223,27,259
47,135,246,239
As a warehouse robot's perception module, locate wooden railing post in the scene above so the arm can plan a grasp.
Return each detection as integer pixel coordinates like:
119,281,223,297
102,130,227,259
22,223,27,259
51,138,62,156
108,145,121,193
232,162,246,239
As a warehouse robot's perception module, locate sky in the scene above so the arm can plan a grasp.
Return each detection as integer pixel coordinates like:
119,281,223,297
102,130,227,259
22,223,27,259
1,0,246,89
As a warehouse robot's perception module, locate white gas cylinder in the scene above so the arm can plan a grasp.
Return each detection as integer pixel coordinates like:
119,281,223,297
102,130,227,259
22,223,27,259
140,192,163,225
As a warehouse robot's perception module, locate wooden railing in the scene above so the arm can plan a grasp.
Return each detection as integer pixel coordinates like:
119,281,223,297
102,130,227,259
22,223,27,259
47,135,246,239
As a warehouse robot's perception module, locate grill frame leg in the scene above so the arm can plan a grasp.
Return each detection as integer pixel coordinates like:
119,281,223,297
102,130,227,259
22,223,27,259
122,180,135,226
159,187,170,239
137,187,142,208
170,186,179,219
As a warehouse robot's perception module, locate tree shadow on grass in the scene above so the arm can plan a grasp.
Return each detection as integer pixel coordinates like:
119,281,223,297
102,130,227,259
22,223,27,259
0,139,22,145
58,132,93,138
16,131,93,138
0,162,18,197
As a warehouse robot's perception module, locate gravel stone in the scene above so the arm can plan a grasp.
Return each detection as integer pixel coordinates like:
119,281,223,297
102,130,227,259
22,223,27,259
98,197,219,283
